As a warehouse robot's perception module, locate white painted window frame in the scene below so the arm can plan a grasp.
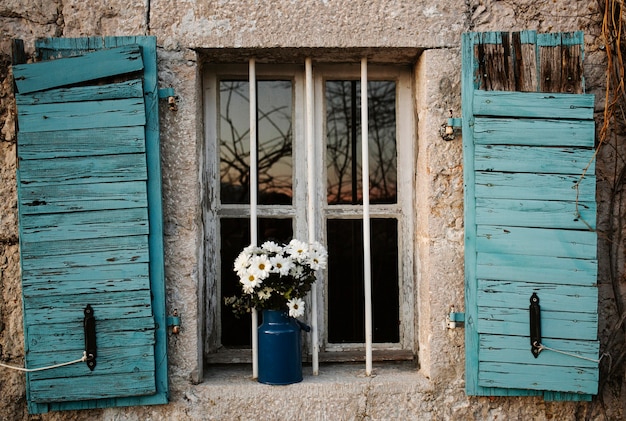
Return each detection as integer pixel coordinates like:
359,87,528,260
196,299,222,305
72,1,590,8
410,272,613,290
202,62,415,366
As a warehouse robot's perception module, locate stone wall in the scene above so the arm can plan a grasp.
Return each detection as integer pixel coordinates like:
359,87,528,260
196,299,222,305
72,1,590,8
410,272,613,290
0,1,620,420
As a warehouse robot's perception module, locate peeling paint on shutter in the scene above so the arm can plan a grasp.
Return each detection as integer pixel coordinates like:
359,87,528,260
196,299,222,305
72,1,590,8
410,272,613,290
13,36,168,413
462,31,599,400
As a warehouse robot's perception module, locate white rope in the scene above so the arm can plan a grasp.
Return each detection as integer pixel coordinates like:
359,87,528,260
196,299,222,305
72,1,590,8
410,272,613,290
536,342,607,364
0,352,87,372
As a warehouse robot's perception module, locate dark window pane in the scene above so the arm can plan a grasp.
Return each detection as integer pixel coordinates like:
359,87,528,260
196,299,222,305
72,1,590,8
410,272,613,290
219,80,293,205
220,218,293,347
326,81,397,205
327,218,399,343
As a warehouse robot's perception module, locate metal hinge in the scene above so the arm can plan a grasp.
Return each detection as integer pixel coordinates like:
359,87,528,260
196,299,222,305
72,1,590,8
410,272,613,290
447,308,465,329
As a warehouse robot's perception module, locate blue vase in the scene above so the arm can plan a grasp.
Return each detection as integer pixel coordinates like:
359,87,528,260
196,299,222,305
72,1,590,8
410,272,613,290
258,309,303,385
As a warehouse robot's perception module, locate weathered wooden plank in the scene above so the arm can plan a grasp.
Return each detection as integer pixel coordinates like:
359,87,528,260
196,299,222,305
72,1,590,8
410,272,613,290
16,79,144,106
35,37,106,59
479,362,598,394
475,145,595,175
538,32,584,94
478,307,597,340
19,181,148,215
28,345,155,381
476,34,515,91
19,154,147,187
473,117,595,147
477,279,597,313
476,198,596,230
511,31,538,92
476,252,597,286
17,126,145,160
20,235,149,270
30,372,155,403
480,335,599,367
475,172,595,201
26,317,155,351
17,98,146,133
473,90,595,119
20,208,149,243
13,45,143,94
24,292,153,324
22,264,150,297
23,261,148,283
476,225,597,259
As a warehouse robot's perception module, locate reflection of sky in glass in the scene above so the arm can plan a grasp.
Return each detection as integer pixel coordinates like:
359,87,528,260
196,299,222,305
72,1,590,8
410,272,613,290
326,81,397,205
219,81,293,205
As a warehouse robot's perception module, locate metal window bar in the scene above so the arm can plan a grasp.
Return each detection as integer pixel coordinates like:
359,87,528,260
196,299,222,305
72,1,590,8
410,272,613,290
305,58,320,375
249,58,259,379
361,58,373,376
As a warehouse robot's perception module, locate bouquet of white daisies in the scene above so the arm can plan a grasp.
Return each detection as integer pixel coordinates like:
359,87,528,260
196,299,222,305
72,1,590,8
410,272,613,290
226,240,328,318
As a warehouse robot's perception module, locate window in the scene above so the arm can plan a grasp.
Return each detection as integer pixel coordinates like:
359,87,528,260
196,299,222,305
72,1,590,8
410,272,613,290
203,63,415,361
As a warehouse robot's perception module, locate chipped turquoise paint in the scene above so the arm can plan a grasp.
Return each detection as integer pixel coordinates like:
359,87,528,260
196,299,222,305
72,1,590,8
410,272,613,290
463,31,598,401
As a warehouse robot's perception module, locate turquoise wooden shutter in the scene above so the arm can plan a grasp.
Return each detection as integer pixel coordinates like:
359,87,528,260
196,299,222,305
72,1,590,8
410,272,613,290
462,31,599,400
12,36,168,413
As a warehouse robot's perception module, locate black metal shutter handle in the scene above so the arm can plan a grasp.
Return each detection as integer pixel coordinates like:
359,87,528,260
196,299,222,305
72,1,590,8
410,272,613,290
84,304,97,371
530,293,541,358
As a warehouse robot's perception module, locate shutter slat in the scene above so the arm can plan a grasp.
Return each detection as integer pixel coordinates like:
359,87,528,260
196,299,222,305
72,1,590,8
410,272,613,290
476,198,595,230
476,252,597,286
28,345,155,381
475,145,595,174
16,80,144,105
476,226,597,259
478,308,597,340
20,209,150,243
22,263,149,295
19,154,147,186
27,318,156,350
21,236,150,270
473,90,595,119
474,117,595,147
475,172,595,201
20,181,148,215
479,363,598,394
30,372,156,403
24,293,154,324
13,45,143,94
477,280,597,313
18,127,145,160
480,335,599,368
17,98,146,133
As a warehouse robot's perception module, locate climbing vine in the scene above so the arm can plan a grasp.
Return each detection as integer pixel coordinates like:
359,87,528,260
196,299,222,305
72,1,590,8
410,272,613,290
589,0,626,419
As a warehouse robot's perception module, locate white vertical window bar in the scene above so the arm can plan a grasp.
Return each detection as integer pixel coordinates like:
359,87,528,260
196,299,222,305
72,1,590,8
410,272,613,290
305,58,320,375
361,58,373,376
249,58,259,379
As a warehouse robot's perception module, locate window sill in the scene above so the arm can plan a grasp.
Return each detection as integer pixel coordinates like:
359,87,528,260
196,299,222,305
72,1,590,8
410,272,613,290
206,349,415,364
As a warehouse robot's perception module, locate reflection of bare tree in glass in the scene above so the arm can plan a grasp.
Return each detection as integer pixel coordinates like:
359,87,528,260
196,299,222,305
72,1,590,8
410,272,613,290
220,81,293,205
326,81,397,205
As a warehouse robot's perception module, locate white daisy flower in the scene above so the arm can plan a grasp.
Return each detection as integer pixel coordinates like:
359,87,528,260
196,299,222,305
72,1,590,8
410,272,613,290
261,241,283,254
287,297,305,318
270,254,294,276
240,269,263,294
286,239,308,262
250,255,272,279
307,249,327,270
233,252,251,276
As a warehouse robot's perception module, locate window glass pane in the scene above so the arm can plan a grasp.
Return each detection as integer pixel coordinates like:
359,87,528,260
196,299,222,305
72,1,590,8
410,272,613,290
219,80,293,205
326,81,397,205
220,218,294,347
327,218,399,343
